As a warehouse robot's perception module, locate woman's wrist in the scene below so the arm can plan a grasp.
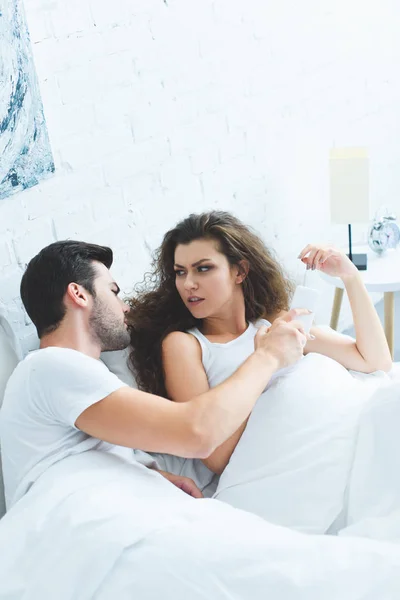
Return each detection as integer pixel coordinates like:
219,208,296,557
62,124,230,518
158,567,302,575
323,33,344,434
341,268,362,286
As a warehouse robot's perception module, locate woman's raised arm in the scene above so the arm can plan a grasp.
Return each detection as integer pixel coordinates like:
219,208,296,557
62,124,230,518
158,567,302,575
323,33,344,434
298,245,392,373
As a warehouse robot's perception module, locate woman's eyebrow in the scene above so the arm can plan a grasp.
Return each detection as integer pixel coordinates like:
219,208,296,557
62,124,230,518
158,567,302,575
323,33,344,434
174,258,211,268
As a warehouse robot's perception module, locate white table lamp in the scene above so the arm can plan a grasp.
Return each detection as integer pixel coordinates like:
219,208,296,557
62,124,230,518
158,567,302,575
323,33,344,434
329,147,370,270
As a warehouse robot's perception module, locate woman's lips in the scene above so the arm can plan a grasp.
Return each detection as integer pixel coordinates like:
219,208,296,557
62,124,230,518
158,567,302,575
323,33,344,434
187,297,204,307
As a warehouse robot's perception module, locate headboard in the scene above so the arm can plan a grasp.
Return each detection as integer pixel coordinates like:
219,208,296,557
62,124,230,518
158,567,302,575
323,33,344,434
0,311,21,518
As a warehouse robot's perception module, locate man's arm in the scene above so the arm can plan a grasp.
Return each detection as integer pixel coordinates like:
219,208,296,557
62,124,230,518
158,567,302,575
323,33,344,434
76,349,276,459
162,331,248,474
76,314,307,459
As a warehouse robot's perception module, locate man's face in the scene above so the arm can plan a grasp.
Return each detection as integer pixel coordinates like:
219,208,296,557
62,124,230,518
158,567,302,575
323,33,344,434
89,262,131,352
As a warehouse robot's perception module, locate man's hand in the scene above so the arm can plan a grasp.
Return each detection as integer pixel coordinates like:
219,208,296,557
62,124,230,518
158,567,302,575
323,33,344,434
255,309,309,370
157,470,203,498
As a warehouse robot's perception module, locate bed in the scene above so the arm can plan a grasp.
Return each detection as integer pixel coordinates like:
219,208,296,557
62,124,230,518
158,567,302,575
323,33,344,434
2,318,400,599
0,310,21,519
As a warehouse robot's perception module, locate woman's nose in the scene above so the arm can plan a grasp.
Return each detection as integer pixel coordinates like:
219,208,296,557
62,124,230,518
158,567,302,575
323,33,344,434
121,300,130,314
184,275,197,290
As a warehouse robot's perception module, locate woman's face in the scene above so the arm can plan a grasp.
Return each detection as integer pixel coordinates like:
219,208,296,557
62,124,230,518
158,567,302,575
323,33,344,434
174,238,243,319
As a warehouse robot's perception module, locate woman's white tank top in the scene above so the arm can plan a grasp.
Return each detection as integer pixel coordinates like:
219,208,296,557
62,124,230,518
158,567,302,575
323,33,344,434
187,319,275,389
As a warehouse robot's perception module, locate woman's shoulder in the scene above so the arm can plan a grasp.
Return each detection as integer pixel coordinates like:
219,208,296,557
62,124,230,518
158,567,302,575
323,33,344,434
162,330,201,355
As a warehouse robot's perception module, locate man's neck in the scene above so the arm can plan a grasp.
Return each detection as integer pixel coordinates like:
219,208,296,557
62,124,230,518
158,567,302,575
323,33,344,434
40,325,101,359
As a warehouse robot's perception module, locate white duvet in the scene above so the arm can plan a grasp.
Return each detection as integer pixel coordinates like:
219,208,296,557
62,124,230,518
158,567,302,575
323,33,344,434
2,359,400,598
1,446,400,599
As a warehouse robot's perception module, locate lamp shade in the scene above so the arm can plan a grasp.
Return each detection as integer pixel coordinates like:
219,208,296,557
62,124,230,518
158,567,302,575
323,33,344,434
329,147,370,224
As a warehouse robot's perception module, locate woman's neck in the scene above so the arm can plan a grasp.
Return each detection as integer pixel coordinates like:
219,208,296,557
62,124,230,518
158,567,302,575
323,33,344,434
201,295,247,339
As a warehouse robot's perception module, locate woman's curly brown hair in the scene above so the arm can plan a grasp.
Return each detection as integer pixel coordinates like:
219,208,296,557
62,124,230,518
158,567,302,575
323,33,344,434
127,211,294,397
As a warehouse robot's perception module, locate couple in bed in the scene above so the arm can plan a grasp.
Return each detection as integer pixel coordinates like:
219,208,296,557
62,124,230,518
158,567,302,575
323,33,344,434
0,211,392,530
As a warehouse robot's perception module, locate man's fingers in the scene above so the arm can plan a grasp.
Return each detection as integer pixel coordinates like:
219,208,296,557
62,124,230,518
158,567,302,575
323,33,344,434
257,324,270,333
291,321,306,336
277,311,311,347
282,308,312,322
255,324,270,338
254,324,270,349
257,314,309,349
299,330,308,347
290,320,307,341
181,480,203,498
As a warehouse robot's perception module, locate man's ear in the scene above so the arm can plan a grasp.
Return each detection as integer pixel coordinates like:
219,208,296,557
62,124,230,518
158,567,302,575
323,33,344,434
65,283,90,308
236,260,249,284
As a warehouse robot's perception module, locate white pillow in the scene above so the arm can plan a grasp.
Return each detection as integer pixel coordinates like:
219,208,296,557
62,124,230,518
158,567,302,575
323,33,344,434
0,311,21,519
100,348,137,388
213,353,381,534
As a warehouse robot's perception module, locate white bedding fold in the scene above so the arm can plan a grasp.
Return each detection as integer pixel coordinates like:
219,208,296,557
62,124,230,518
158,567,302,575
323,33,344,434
1,450,400,599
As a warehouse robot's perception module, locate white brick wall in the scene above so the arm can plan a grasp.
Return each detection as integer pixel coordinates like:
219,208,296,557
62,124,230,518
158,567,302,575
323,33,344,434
1,0,400,353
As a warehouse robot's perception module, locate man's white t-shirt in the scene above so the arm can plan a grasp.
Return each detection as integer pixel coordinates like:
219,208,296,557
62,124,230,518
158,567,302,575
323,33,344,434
0,347,134,509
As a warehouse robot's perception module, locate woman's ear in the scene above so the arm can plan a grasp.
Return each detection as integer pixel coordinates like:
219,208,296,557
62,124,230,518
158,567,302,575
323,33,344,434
236,260,249,284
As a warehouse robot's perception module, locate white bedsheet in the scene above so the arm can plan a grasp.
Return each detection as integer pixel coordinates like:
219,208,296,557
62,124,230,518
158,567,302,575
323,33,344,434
1,450,400,599
340,378,400,539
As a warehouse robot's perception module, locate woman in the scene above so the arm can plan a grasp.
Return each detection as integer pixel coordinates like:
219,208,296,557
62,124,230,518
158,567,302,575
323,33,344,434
128,211,392,477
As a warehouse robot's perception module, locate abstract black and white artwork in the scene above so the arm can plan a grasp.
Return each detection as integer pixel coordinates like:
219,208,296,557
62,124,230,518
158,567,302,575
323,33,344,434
0,0,54,201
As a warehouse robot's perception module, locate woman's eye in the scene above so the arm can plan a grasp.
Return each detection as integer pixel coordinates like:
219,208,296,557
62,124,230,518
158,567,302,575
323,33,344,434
198,266,211,273
174,270,185,277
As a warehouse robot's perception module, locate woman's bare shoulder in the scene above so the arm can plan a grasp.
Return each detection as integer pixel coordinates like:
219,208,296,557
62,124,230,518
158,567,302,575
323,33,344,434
162,331,201,356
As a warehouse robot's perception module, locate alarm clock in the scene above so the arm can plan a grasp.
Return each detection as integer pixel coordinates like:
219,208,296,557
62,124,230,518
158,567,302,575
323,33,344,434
368,213,400,254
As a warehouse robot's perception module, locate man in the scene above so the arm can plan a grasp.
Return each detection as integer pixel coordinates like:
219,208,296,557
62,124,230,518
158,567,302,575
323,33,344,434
0,240,307,510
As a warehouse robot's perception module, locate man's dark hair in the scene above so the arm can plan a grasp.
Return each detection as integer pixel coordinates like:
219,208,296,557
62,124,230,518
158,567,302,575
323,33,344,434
20,240,113,338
